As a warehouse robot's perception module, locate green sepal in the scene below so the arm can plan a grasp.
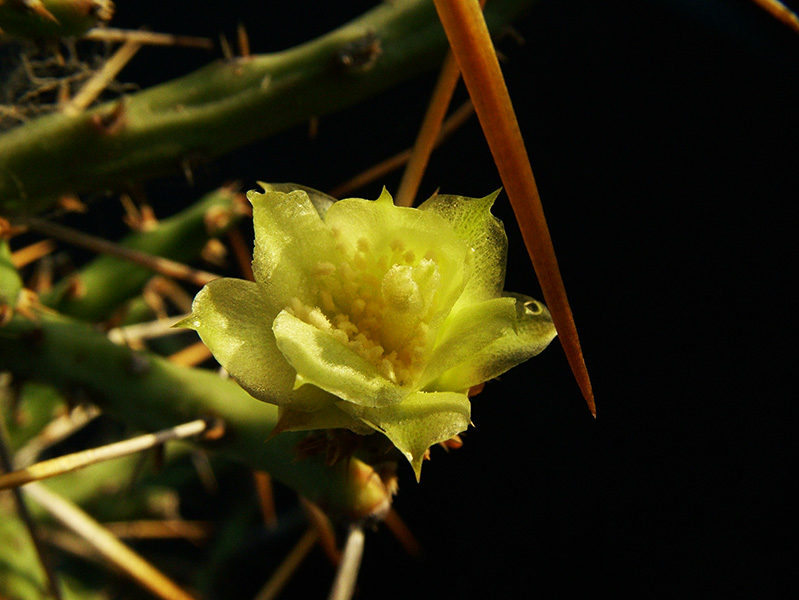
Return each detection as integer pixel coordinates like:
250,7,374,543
340,390,471,480
272,405,374,437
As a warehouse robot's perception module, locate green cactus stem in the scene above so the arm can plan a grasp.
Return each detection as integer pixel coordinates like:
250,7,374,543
0,0,113,39
0,0,535,215
38,186,244,321
0,511,73,600
0,309,392,518
0,448,199,600
0,238,23,312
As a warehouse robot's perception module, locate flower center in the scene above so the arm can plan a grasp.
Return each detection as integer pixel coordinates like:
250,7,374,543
292,235,441,386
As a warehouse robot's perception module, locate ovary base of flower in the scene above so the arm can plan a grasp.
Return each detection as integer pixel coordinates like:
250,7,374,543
179,184,556,479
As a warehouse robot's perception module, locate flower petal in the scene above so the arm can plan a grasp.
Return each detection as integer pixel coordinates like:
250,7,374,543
256,182,337,218
325,188,471,327
418,190,507,306
420,295,518,389
178,278,332,411
427,294,558,392
248,188,339,308
339,390,471,480
272,309,407,408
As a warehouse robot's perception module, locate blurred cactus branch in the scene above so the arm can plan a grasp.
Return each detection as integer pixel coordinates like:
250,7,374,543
0,307,392,518
21,212,221,286
0,0,535,215
27,186,244,321
0,235,23,310
0,407,64,600
0,0,113,39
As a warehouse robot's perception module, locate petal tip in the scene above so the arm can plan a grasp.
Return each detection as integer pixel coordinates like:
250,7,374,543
172,314,199,330
483,188,502,206
376,187,394,205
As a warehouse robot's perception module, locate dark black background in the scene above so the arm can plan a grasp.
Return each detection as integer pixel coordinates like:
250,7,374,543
103,0,796,597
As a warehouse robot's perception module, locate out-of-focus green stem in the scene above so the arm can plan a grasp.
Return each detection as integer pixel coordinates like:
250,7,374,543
0,238,23,309
0,310,391,518
0,0,112,39
0,450,185,600
0,511,72,600
0,410,64,600
38,186,243,321
0,0,535,215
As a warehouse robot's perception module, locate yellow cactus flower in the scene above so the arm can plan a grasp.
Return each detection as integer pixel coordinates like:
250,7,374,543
180,185,556,478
